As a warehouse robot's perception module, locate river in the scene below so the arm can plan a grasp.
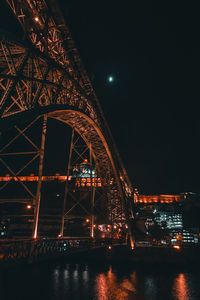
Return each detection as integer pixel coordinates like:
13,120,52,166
1,260,200,299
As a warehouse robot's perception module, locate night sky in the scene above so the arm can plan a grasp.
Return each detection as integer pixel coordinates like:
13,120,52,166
0,0,200,194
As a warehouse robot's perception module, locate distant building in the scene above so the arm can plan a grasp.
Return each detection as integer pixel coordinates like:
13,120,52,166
135,192,199,205
135,194,184,204
72,159,95,178
71,159,102,188
154,211,183,229
134,191,200,246
170,229,199,245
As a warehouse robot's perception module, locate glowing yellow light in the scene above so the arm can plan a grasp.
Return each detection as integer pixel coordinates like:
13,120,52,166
86,218,90,223
93,224,96,228
108,245,112,250
58,234,62,238
34,16,39,22
173,245,181,250
26,205,31,209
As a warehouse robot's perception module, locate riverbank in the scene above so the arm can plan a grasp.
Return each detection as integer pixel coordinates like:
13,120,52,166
1,245,200,269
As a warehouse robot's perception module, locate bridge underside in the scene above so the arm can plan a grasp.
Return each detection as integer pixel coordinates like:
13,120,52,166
48,109,125,225
0,107,130,240
0,6,134,247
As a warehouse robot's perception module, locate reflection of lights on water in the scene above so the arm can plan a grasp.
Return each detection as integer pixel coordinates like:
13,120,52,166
83,270,89,283
95,274,108,300
130,271,137,286
53,268,60,292
107,266,113,279
83,264,89,284
54,269,59,276
144,276,156,298
64,269,69,280
73,270,78,279
95,267,136,300
121,279,136,292
173,273,189,300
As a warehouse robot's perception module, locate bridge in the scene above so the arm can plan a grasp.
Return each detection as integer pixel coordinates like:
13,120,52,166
0,0,135,264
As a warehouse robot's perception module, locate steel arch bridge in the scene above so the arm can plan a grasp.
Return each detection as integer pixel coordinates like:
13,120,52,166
0,0,135,250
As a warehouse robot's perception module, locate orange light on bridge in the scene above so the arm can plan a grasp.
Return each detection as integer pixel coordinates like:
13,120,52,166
34,16,39,22
108,246,112,250
26,205,31,209
86,218,90,223
173,245,181,250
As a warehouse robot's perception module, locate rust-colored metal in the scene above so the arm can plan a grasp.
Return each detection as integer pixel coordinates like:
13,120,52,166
33,114,47,239
60,127,74,237
0,0,135,245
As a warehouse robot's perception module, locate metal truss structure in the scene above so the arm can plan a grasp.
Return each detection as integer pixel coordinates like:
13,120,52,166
0,0,135,247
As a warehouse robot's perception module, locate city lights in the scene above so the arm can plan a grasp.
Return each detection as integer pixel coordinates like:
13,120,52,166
1,0,199,286
173,245,181,250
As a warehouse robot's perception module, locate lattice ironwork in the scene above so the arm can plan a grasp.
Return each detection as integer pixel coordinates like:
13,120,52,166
0,0,135,247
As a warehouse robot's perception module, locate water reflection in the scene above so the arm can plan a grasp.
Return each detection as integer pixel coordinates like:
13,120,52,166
144,275,157,299
1,262,199,300
64,269,69,280
173,273,189,300
53,267,60,293
95,266,137,300
96,273,109,300
82,268,89,283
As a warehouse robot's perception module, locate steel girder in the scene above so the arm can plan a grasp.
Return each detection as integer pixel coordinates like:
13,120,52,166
1,0,135,245
4,0,133,193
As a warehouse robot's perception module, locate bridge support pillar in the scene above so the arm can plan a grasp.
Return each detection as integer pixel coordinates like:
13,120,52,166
33,114,47,239
60,127,74,237
90,144,95,238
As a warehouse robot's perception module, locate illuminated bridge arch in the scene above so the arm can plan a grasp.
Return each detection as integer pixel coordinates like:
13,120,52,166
49,108,126,223
0,0,135,247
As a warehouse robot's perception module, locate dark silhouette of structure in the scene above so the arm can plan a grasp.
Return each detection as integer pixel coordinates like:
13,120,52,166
0,0,135,260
